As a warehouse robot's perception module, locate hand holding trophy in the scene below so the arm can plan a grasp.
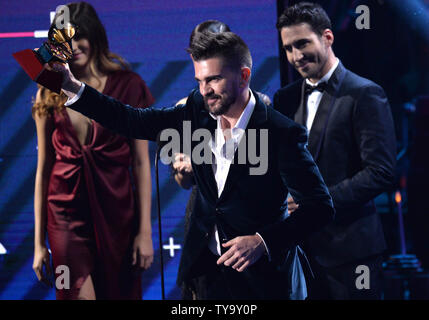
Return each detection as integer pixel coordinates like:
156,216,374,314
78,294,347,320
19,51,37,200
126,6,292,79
12,23,76,93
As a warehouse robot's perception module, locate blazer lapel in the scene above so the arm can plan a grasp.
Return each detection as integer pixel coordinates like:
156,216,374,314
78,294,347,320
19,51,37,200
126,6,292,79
190,90,218,202
217,92,268,203
294,80,307,126
307,62,347,160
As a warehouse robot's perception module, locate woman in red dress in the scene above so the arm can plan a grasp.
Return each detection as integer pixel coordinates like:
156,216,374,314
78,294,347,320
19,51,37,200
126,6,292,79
31,2,154,299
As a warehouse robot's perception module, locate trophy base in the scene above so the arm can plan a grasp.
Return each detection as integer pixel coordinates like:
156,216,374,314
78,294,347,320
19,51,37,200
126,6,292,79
12,49,63,94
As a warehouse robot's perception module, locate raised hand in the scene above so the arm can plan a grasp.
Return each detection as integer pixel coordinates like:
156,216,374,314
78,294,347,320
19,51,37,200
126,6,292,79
45,61,82,97
173,153,194,189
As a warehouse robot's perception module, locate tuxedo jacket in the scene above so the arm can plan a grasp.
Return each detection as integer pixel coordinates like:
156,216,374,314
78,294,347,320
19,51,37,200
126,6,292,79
274,62,396,267
67,85,335,291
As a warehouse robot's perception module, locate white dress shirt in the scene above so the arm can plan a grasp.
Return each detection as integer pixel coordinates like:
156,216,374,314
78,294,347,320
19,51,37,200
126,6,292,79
207,90,269,258
305,58,339,131
209,91,255,198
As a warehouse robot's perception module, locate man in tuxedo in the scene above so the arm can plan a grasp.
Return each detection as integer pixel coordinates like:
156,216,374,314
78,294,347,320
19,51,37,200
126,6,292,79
55,31,334,299
274,2,396,299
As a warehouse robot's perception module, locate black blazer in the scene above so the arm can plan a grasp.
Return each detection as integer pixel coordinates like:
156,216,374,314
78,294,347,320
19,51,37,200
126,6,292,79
67,85,335,290
274,62,396,267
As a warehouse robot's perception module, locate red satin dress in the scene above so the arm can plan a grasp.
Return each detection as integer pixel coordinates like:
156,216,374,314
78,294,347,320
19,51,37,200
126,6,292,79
46,70,154,299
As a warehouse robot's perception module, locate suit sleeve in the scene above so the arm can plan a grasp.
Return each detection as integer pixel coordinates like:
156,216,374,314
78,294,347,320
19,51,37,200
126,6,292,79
67,84,186,141
257,124,335,263
328,84,396,211
273,90,280,111
272,87,302,119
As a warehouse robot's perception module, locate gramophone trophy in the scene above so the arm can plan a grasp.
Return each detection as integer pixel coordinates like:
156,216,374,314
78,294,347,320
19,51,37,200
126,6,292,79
12,23,76,93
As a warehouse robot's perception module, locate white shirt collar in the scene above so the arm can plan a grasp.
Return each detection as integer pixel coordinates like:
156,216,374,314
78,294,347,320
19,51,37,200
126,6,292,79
305,57,339,86
232,89,256,133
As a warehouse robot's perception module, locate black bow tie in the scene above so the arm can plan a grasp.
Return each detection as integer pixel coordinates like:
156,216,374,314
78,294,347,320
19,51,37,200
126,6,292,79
304,82,327,95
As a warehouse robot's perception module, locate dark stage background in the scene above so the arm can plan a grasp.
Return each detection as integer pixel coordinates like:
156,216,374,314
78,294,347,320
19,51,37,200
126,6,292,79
0,0,428,299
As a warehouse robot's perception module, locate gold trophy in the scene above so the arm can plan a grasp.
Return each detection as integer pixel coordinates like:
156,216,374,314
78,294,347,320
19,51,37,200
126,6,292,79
12,23,76,93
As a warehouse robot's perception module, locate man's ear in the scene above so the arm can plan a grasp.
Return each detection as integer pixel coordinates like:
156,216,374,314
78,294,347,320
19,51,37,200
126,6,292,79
322,28,334,47
240,67,251,87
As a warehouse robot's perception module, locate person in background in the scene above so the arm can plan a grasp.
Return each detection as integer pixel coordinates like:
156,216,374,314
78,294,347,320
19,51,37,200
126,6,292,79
32,2,154,300
274,2,396,299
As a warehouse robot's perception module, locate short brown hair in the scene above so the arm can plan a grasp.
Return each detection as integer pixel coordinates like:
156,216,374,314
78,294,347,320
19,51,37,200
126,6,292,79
187,31,252,71
277,2,332,36
189,20,231,47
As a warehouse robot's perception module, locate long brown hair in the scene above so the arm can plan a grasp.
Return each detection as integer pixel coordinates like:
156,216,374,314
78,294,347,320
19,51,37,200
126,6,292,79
32,85,67,118
33,1,129,116
57,2,130,75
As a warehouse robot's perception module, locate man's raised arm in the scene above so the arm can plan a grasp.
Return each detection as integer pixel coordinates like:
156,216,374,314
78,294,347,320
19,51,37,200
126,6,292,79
52,62,185,141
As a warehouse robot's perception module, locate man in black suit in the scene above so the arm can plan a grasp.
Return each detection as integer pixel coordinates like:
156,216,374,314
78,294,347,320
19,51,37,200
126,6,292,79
54,31,334,299
274,2,396,299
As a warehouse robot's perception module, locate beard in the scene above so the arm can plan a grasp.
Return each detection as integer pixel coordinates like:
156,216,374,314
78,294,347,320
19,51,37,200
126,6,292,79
203,91,237,116
295,51,328,80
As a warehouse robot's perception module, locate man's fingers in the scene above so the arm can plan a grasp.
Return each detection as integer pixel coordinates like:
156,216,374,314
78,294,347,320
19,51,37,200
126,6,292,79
288,207,298,216
174,162,191,174
176,164,186,172
222,237,238,248
219,238,241,265
172,161,181,170
173,162,185,172
46,61,68,75
224,252,242,267
43,62,53,71
174,153,185,162
232,257,246,270
217,247,235,265
237,261,250,272
174,153,191,166
174,154,189,165
287,196,299,215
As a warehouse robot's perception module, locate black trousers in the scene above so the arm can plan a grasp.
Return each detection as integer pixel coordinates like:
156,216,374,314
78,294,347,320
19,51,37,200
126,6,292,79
186,247,290,300
305,254,384,300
